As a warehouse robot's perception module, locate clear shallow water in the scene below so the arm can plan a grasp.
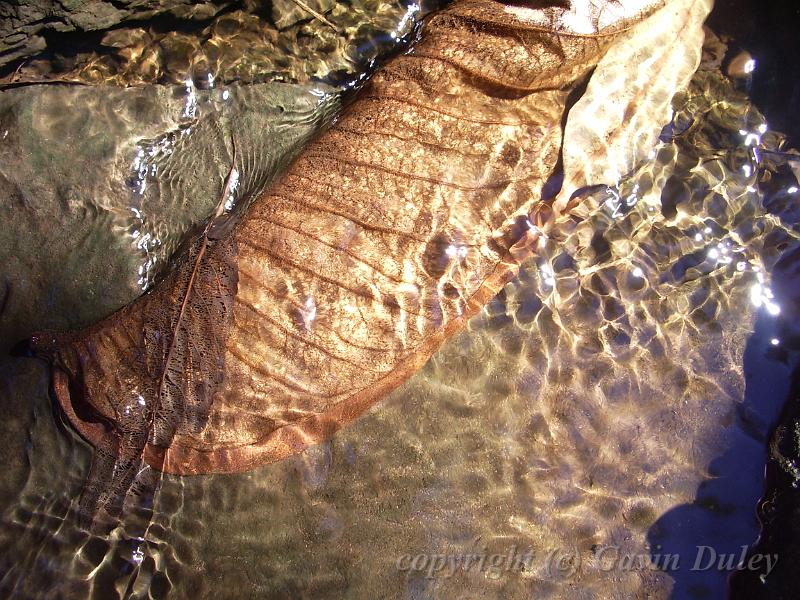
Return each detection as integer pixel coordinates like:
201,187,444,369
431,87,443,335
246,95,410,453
0,0,427,353
0,0,422,88
1,3,800,600
0,81,340,352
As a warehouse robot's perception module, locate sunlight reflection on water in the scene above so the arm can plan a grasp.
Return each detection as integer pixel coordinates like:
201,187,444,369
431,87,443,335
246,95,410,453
0,7,799,600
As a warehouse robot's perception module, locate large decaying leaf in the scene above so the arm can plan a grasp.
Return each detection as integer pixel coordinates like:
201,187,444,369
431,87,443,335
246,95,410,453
30,0,707,520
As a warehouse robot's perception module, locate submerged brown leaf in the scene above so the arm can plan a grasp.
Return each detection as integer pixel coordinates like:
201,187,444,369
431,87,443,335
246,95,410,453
32,0,670,518
555,0,713,212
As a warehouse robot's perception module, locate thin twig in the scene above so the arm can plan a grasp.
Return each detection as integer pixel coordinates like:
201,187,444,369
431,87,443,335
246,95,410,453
10,60,26,82
0,77,93,89
290,0,338,31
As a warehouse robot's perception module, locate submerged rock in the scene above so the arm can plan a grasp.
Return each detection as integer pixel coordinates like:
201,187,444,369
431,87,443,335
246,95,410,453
1,1,421,87
0,0,234,68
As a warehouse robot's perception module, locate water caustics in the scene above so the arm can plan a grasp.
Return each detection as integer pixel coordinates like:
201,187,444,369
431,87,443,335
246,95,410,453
2,1,800,599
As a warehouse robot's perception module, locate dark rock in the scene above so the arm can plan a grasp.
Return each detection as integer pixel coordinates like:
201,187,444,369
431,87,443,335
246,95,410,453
0,1,235,69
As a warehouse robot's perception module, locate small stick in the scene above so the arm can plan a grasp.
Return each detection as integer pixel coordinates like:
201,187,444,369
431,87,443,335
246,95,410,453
0,77,92,89
290,0,338,31
10,60,26,82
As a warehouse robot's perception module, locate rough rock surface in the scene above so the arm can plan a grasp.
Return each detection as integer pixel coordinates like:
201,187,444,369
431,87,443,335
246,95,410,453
0,0,234,68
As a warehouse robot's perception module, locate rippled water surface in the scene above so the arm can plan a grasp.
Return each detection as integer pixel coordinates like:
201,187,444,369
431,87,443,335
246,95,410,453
0,0,427,351
1,2,800,599
1,0,420,87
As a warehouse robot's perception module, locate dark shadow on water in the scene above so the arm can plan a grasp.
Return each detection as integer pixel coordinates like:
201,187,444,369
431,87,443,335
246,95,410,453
647,310,799,599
